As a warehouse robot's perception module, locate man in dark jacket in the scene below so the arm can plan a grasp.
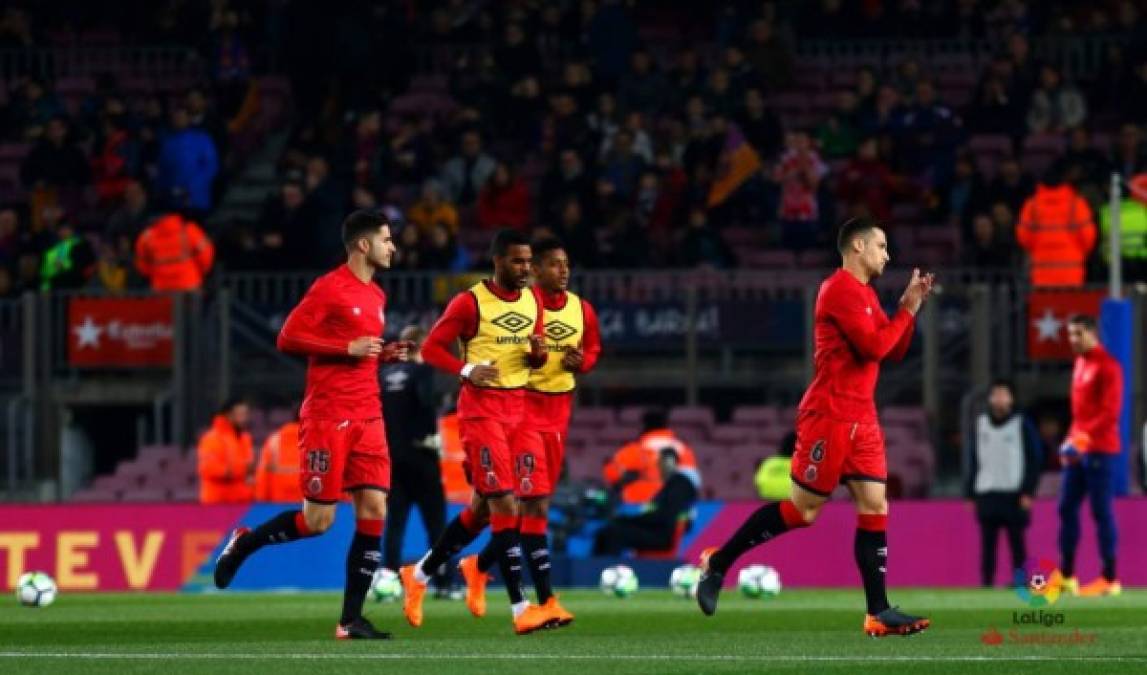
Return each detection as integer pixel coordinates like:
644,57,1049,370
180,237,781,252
593,447,698,555
380,326,448,590
964,379,1041,587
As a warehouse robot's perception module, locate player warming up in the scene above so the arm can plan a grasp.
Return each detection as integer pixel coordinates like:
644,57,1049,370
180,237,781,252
213,211,412,640
695,217,935,637
1058,314,1124,596
400,229,552,635
456,237,602,628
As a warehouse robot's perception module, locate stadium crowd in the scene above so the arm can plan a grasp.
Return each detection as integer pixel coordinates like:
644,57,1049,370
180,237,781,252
1,0,1147,297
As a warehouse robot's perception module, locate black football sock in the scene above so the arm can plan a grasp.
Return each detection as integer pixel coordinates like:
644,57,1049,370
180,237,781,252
855,514,890,616
489,513,525,605
521,532,553,604
709,500,806,573
234,510,315,558
340,520,383,625
419,509,481,577
476,527,504,573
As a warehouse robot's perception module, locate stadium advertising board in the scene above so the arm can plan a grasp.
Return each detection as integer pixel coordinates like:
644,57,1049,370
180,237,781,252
0,505,244,591
68,296,175,367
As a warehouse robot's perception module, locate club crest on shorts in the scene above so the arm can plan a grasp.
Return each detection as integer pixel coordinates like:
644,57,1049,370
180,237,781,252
485,471,499,489
307,476,323,496
804,465,818,482
810,440,826,463
520,477,533,494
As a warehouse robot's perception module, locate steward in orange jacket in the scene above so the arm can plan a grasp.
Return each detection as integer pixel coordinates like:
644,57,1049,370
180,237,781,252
603,410,701,504
1016,180,1096,287
134,212,215,291
254,420,302,503
197,398,254,504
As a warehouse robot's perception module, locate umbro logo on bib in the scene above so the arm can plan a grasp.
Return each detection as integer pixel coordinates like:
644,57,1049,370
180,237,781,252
545,320,577,341
491,311,532,333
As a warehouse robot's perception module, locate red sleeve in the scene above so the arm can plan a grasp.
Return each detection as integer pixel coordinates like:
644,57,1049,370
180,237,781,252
527,286,548,369
825,283,914,362
1083,357,1124,439
579,299,602,373
276,280,349,357
422,292,479,376
888,318,914,362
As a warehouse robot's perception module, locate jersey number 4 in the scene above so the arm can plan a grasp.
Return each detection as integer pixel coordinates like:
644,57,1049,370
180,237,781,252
306,449,331,474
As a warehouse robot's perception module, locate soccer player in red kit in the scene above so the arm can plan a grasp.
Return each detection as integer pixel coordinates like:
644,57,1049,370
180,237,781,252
213,210,412,640
696,218,935,637
1057,314,1124,596
400,229,553,635
456,237,602,627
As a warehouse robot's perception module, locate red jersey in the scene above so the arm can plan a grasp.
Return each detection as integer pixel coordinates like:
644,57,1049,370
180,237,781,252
798,268,915,423
1069,345,1123,453
277,264,387,421
421,280,545,421
524,289,603,433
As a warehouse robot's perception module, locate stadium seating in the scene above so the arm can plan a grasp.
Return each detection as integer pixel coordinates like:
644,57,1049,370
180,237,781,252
75,403,937,502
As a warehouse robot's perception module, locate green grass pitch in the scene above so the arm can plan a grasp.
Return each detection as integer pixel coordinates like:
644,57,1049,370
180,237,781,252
2,588,1145,674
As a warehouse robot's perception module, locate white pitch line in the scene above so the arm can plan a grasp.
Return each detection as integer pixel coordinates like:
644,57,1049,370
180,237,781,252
0,653,1144,663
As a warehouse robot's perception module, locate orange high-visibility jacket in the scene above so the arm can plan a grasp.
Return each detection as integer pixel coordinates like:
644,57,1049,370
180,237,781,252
135,213,215,291
438,412,471,504
1016,184,1096,287
603,429,698,504
197,414,254,504
254,421,302,503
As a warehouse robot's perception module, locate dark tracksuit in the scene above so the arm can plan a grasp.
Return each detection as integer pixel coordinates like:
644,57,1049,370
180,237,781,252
593,472,698,555
380,361,446,581
964,411,1042,587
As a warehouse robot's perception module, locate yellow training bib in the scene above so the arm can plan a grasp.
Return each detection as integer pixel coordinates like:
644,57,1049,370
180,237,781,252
527,290,584,394
464,281,538,389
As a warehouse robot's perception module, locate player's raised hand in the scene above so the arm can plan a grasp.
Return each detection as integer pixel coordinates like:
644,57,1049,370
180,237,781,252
380,340,415,363
561,345,584,372
467,364,500,387
348,336,383,358
899,268,927,315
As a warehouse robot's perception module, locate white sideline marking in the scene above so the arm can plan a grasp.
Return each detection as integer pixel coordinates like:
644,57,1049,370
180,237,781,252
0,653,1145,663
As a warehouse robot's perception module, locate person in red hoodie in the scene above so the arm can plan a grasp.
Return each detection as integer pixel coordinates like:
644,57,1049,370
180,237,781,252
476,162,531,231
1058,314,1124,597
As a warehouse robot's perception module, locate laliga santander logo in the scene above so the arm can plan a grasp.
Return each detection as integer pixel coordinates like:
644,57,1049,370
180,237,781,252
1013,558,1064,607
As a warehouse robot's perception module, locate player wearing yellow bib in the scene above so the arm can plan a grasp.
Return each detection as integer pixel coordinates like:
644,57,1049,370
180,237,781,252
457,237,602,628
400,229,553,635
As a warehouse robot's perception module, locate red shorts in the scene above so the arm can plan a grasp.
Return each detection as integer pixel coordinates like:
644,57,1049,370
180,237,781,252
791,410,886,497
512,428,565,499
460,418,516,497
298,418,391,503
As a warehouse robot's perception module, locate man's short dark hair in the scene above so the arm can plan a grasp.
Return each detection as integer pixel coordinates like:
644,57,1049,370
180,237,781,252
531,236,565,262
836,217,879,254
642,408,669,432
659,447,680,464
342,210,389,248
490,228,531,258
1068,314,1097,332
989,378,1014,394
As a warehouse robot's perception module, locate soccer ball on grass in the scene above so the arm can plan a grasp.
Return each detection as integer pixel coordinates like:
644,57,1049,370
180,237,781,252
16,571,57,608
669,564,701,598
600,565,639,598
737,565,782,599
370,568,403,602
